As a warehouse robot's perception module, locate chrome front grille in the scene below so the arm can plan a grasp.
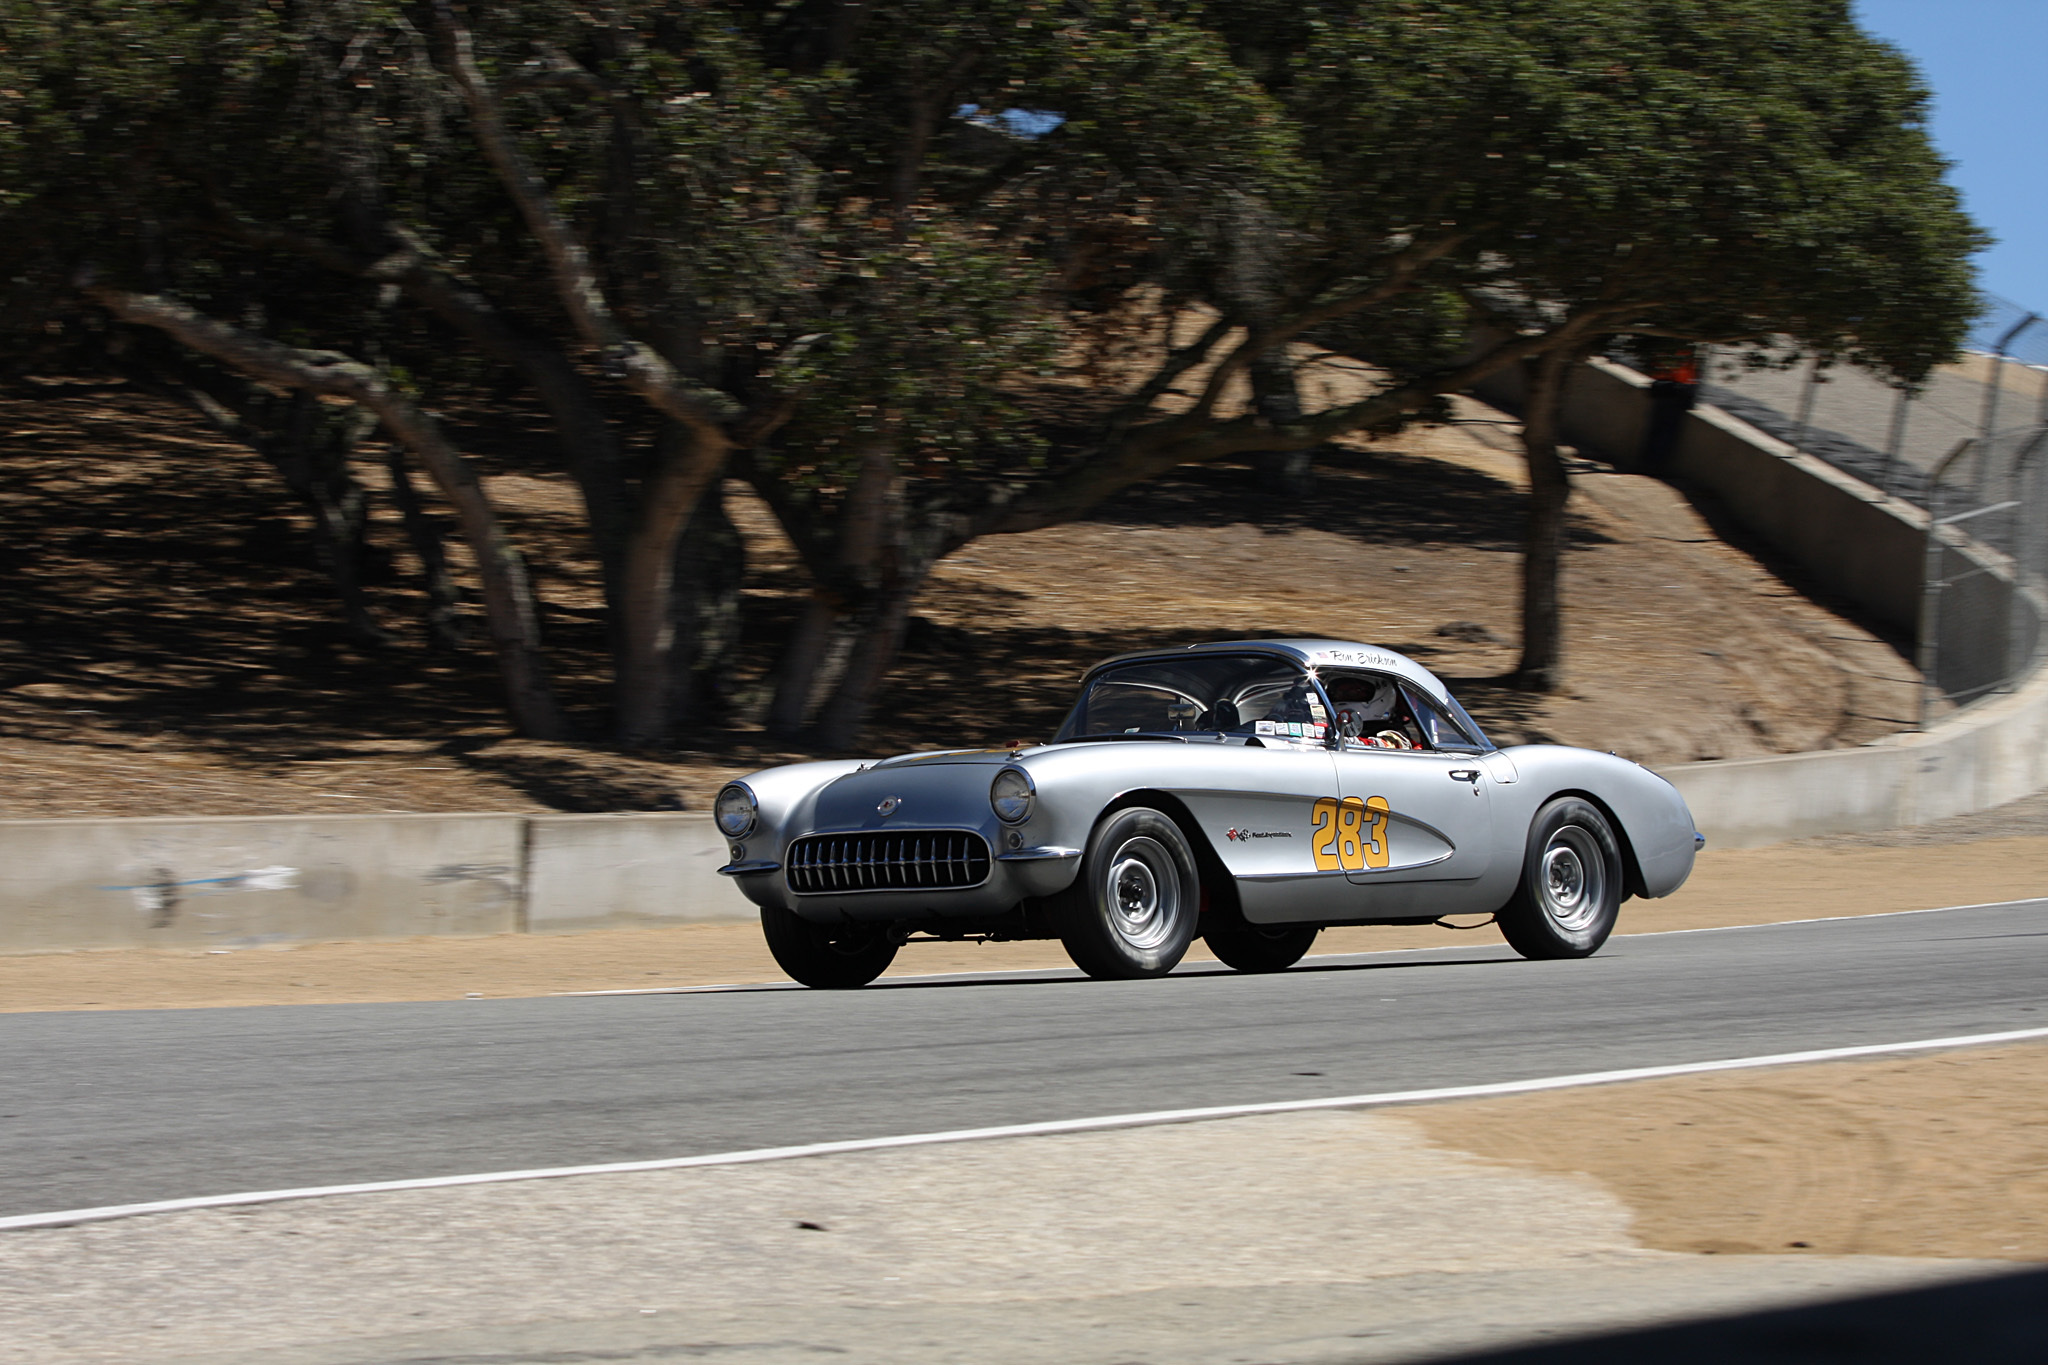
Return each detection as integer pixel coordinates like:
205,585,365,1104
786,830,993,894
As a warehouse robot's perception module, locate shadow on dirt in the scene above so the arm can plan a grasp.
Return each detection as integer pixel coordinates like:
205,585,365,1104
1076,447,1611,556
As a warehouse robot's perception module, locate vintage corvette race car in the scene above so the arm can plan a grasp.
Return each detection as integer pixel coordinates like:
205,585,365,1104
717,640,1702,988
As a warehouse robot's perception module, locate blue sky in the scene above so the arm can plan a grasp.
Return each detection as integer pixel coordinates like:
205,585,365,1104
1854,0,2048,312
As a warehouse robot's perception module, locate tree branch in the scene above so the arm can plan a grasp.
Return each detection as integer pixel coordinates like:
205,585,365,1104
984,309,1622,536
208,212,636,606
1178,231,1475,427
83,282,566,739
435,2,737,446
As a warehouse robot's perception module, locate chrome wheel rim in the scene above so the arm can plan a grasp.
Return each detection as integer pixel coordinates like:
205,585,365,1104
1103,836,1181,951
1539,825,1606,933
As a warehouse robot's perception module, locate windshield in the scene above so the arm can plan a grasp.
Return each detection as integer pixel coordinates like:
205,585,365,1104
1055,654,1327,741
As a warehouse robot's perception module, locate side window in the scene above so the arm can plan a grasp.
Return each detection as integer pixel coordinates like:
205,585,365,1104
1402,687,1485,753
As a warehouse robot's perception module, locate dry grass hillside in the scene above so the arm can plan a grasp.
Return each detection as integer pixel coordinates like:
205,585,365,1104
0,374,1916,818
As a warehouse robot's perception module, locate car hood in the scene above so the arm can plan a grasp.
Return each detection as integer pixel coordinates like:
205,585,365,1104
811,754,1025,832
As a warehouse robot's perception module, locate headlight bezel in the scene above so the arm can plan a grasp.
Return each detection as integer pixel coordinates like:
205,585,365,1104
714,782,759,838
990,766,1035,824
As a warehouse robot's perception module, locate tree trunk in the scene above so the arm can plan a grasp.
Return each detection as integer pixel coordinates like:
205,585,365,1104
614,422,730,747
1251,350,1316,498
810,567,928,752
86,285,567,738
664,478,748,727
385,444,466,650
766,591,844,740
275,392,389,648
147,364,392,648
765,445,897,740
1515,349,1575,692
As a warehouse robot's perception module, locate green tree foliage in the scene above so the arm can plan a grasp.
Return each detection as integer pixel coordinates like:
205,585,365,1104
0,0,1983,742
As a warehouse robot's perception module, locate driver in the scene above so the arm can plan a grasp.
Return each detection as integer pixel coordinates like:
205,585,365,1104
1326,675,1417,749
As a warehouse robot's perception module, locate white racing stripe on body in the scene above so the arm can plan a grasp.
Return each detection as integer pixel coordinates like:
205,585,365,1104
8,1023,2048,1233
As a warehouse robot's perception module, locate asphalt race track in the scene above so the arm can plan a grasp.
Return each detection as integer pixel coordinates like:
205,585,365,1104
3,899,2045,1220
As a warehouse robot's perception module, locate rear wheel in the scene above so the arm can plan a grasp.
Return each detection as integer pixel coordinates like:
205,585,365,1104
760,905,899,988
1205,923,1319,973
1497,797,1622,960
1056,807,1200,980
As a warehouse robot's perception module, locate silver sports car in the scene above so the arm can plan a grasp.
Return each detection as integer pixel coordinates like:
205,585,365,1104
718,640,1701,988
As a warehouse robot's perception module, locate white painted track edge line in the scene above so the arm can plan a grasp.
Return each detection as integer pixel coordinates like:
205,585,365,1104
9,1023,2048,1234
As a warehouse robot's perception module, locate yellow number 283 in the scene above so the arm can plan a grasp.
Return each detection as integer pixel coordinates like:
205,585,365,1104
1312,795,1392,872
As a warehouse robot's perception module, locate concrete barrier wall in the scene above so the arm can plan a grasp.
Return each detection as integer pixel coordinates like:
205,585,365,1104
1,660,2042,948
0,809,747,952
7,656,2045,951
1663,657,2048,849
524,813,736,934
0,813,529,952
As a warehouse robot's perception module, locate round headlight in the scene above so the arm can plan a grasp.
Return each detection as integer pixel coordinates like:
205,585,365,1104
990,767,1035,824
714,782,758,838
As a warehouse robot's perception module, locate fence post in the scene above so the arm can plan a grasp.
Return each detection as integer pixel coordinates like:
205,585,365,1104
1980,312,2040,437
1793,353,1822,449
2008,429,2048,690
1916,475,1947,731
1880,386,1912,496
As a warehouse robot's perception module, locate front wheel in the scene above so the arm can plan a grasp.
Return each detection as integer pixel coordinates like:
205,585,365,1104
1055,806,1201,979
1497,797,1622,960
760,906,899,988
1205,923,1319,973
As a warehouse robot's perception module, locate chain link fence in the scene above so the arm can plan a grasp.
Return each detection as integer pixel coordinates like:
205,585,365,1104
1918,423,2048,724
1619,293,2048,510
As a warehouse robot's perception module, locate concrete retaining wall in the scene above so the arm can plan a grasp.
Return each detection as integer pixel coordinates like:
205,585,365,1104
1473,354,2048,847
1476,356,1931,637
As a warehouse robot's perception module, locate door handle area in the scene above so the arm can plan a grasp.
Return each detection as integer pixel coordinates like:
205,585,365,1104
1449,769,1482,783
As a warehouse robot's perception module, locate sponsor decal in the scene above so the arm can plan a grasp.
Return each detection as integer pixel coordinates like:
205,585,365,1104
1225,827,1294,842
1255,720,1277,736
1310,794,1393,871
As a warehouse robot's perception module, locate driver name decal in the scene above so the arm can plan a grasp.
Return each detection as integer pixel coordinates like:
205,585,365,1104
1310,795,1392,871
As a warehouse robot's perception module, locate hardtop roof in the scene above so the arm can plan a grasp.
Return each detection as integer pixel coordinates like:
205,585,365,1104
1081,639,1455,705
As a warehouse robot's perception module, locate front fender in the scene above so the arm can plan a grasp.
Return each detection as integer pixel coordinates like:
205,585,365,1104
1498,747,1699,899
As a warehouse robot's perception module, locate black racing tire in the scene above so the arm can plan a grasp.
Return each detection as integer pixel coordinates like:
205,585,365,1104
1055,806,1201,980
1204,923,1319,974
760,905,899,989
1497,797,1623,960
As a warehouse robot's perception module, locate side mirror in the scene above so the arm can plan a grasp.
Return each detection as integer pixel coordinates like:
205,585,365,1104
1334,707,1365,740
